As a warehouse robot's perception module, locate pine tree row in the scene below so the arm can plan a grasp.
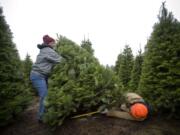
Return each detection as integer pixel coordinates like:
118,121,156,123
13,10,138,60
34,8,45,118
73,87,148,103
0,3,179,127
0,7,33,126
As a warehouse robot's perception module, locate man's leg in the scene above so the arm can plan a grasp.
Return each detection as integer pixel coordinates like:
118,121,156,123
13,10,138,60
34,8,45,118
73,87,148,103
30,74,48,120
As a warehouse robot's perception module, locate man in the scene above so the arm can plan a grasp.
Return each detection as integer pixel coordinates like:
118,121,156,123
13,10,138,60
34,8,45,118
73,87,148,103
105,92,150,121
30,35,62,122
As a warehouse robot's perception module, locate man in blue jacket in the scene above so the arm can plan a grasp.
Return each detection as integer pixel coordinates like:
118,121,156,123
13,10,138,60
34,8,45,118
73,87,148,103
30,35,62,122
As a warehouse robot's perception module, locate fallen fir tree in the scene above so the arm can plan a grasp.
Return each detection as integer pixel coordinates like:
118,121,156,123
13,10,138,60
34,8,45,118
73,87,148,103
43,36,122,126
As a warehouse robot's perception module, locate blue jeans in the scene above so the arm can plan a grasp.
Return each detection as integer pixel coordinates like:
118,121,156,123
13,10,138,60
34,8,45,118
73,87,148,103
30,72,48,120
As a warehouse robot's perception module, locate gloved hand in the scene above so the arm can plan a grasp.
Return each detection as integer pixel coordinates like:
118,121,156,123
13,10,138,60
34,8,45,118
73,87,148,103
100,108,109,114
120,104,129,112
98,105,109,114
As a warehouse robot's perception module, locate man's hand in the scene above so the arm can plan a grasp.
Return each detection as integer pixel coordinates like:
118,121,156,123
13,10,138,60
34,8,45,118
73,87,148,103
120,104,129,112
100,108,109,114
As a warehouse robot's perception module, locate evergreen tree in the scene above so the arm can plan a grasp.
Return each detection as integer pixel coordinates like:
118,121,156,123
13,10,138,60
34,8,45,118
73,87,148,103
129,49,143,90
80,38,94,55
115,45,134,88
0,7,31,126
114,53,123,75
43,36,122,126
22,54,33,80
22,54,34,94
139,3,180,116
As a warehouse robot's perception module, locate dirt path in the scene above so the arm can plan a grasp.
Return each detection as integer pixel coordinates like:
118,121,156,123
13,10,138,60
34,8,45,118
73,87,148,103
1,99,180,135
0,99,52,135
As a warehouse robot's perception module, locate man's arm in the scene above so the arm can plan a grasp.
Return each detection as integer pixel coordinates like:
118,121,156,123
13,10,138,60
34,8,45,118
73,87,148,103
46,49,62,64
106,110,145,121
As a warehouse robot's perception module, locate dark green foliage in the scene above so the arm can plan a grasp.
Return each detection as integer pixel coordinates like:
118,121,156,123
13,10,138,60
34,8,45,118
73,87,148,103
114,53,123,75
22,54,33,79
115,45,134,89
22,54,34,94
139,3,180,117
129,49,143,91
81,39,94,55
0,7,31,126
43,36,122,126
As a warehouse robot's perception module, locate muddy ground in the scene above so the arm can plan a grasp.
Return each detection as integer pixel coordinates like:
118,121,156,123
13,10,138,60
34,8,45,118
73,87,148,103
1,99,180,135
